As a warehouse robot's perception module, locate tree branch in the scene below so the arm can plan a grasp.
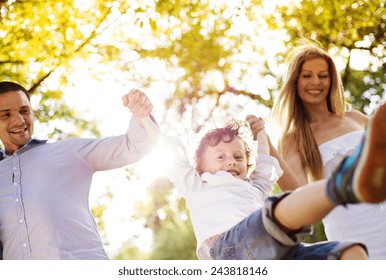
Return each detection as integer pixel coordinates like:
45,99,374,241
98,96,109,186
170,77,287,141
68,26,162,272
29,5,113,92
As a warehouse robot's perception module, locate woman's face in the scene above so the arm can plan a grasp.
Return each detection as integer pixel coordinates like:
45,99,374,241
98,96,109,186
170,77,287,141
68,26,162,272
297,58,331,107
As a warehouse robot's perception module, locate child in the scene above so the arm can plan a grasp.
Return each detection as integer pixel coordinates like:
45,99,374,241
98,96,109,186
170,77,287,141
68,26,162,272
140,99,386,259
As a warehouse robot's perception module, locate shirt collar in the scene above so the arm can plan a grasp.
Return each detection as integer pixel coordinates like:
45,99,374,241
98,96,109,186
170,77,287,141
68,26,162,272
0,139,47,160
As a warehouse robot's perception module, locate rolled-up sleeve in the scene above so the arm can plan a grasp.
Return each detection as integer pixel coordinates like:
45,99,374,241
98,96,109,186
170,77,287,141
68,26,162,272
250,154,283,200
254,154,283,183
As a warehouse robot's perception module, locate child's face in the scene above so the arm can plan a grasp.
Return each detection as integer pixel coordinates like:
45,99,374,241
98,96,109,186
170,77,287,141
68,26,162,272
200,137,248,180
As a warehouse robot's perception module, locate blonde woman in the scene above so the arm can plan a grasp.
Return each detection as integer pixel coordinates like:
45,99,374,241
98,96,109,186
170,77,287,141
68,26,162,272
272,44,386,259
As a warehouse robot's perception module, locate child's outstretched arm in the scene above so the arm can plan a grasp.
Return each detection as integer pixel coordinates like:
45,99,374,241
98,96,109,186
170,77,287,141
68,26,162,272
122,88,153,122
140,115,162,144
268,137,303,190
246,114,282,192
246,114,302,190
246,115,269,155
122,88,162,143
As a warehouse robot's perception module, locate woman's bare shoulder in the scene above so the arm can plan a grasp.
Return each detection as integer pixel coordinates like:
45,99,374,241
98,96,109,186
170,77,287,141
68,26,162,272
344,110,369,126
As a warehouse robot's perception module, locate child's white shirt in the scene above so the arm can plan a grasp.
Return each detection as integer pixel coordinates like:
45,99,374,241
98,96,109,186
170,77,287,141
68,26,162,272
163,136,283,259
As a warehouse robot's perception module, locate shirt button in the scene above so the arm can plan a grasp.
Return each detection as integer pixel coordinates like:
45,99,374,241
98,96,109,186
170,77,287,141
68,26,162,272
13,182,17,186
23,243,27,247
19,219,23,224
15,198,19,202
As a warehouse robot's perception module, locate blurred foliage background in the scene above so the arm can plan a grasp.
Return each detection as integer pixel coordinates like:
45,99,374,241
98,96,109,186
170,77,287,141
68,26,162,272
1,0,385,259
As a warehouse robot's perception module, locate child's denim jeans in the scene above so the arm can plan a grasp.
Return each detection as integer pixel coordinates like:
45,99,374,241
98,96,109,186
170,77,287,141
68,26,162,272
210,193,366,260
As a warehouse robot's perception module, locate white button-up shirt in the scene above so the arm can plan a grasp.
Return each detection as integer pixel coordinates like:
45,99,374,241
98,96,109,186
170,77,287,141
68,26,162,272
164,137,283,259
0,118,152,259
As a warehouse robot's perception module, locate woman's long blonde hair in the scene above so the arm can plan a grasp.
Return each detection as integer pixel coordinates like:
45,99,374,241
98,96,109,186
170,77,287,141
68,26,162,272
272,44,346,181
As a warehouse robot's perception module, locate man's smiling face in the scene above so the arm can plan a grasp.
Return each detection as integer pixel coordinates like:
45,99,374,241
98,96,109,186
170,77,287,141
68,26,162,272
0,90,34,155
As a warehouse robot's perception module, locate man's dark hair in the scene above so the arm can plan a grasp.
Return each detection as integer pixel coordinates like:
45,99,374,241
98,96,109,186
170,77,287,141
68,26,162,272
0,81,30,100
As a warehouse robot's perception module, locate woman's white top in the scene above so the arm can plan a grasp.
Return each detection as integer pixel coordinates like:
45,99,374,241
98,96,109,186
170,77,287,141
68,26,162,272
164,136,283,259
319,130,386,259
